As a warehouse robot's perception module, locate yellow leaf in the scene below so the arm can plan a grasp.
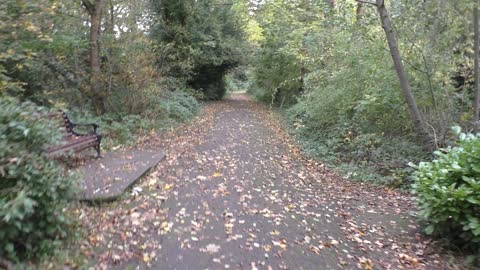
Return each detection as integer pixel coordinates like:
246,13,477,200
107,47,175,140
147,177,157,186
270,229,280,236
279,239,287,249
160,221,172,234
360,257,373,270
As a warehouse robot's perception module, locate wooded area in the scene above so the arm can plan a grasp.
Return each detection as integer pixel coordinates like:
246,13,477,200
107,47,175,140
249,0,480,180
1,0,479,267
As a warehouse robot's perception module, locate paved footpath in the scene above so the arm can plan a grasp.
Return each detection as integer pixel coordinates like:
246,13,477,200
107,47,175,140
82,94,451,270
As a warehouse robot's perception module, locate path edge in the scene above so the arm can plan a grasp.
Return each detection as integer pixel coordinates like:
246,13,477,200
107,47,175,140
79,153,166,203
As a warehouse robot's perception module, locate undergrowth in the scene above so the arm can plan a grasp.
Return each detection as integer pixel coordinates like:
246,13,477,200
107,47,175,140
65,91,200,149
280,110,429,187
0,97,78,261
412,127,480,253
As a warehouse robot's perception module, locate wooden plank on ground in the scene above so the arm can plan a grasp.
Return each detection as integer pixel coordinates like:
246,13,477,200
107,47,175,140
79,149,166,201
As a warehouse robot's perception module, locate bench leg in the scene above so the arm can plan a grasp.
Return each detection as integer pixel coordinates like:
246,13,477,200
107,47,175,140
95,144,101,158
95,136,102,158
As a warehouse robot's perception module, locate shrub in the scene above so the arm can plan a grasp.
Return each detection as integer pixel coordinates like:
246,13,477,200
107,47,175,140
0,97,77,260
66,90,200,149
287,109,426,186
155,91,200,122
412,127,480,249
103,114,151,146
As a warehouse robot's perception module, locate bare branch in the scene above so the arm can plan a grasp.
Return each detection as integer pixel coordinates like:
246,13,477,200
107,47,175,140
425,121,439,150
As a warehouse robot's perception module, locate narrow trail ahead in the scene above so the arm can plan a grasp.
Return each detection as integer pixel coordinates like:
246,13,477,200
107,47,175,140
83,94,450,270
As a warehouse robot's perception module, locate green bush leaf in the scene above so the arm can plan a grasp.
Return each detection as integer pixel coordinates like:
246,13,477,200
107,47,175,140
412,127,480,249
425,224,435,235
0,97,77,260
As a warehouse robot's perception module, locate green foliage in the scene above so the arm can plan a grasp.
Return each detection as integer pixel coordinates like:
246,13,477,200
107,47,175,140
288,110,427,186
225,68,249,93
150,0,246,100
412,127,480,250
0,0,57,99
0,97,77,260
156,91,199,122
69,90,200,148
0,0,205,150
247,0,478,185
103,37,165,115
100,114,154,147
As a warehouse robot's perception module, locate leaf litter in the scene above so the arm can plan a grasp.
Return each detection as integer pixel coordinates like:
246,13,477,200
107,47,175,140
71,94,455,269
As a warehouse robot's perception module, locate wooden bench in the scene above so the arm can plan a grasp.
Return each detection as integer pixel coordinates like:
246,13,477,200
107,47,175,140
46,111,102,157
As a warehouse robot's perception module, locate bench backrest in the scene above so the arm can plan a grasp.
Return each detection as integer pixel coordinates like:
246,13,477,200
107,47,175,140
47,111,74,135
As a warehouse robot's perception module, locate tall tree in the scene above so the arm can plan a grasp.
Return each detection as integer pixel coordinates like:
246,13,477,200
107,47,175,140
361,0,427,138
356,2,364,21
82,0,105,115
150,0,245,100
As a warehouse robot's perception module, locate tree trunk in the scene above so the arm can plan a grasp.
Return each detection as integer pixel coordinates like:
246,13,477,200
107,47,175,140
128,1,138,33
107,0,115,105
473,2,480,130
375,0,426,138
109,0,115,34
82,0,105,115
356,2,364,21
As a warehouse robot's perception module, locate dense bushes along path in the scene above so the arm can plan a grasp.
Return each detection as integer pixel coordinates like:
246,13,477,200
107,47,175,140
81,94,452,269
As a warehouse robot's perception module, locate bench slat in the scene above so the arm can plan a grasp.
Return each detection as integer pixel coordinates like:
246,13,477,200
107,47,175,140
46,111,102,157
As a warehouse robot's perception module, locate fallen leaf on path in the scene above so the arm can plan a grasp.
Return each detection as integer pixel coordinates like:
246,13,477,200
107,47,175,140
212,172,223,177
206,244,220,254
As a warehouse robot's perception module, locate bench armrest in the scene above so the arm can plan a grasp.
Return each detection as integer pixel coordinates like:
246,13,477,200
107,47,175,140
70,122,100,136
